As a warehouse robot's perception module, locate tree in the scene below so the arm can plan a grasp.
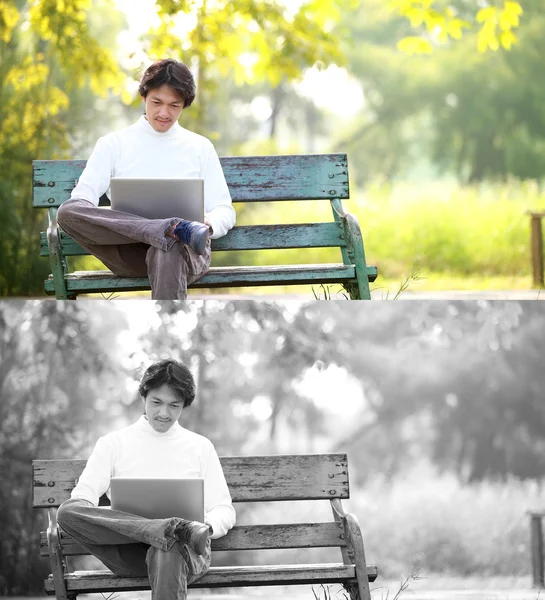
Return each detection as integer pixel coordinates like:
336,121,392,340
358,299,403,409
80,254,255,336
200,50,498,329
0,301,128,594
324,301,545,483
392,0,523,54
0,0,127,296
135,301,333,454
139,0,349,135
334,0,545,183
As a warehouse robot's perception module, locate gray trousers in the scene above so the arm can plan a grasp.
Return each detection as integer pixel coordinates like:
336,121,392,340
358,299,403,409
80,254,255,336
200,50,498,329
56,199,211,300
57,498,211,600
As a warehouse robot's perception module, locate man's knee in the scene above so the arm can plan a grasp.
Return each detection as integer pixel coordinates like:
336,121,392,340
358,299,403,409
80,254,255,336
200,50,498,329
57,198,92,227
146,544,188,573
57,198,75,218
146,245,191,280
57,498,89,529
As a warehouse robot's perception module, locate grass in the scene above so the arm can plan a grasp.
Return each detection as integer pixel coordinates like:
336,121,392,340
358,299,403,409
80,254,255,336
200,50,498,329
355,179,545,279
348,466,545,578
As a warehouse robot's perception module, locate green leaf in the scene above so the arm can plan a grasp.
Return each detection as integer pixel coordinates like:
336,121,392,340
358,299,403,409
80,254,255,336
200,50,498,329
499,29,517,49
397,35,433,55
476,6,497,24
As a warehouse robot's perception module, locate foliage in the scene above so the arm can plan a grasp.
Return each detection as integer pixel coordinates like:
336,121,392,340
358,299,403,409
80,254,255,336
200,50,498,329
326,301,545,482
0,300,128,594
391,0,523,54
139,0,350,134
132,301,333,453
0,0,126,296
332,0,545,182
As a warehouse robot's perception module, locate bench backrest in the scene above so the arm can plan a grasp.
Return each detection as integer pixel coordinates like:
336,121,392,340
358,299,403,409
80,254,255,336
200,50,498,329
33,454,350,555
33,154,349,207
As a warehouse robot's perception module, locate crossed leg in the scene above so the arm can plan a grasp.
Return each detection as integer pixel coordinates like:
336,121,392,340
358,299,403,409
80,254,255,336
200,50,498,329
56,199,211,299
57,499,210,600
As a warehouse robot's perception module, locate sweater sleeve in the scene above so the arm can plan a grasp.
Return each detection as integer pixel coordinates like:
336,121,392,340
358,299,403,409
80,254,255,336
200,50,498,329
202,141,236,239
70,136,116,206
70,436,114,506
202,441,236,538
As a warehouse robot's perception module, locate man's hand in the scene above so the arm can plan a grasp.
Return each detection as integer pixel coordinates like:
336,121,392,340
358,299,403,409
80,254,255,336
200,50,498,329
204,218,213,234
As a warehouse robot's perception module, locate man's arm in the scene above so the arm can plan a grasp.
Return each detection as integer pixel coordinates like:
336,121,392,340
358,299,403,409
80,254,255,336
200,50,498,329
202,142,236,239
71,436,114,506
70,136,116,207
202,441,236,538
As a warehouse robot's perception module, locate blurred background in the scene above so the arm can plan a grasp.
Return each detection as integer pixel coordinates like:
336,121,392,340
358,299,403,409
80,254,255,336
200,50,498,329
1,299,544,595
2,0,545,298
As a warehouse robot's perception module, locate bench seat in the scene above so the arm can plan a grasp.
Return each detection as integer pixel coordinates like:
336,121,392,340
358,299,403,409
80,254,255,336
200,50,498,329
44,264,378,295
45,564,378,594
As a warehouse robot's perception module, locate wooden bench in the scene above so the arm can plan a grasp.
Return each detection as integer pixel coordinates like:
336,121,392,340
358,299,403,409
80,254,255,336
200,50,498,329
33,154,377,299
33,453,377,600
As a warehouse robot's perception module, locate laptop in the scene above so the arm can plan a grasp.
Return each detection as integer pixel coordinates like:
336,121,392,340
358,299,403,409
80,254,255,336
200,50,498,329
110,178,205,222
110,477,205,521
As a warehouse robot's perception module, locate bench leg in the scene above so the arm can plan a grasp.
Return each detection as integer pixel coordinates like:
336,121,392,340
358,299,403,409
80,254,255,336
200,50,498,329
47,208,71,300
330,199,372,300
331,499,372,600
47,508,70,600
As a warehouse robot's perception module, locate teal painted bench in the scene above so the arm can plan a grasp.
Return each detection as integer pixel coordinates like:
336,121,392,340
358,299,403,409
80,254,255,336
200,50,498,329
33,454,377,600
33,154,377,299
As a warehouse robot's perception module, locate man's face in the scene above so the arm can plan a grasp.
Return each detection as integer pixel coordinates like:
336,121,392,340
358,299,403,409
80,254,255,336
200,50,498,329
144,383,184,433
142,84,184,133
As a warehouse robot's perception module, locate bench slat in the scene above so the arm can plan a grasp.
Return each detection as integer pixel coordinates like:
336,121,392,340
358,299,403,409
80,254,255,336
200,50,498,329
40,223,346,257
44,564,378,593
43,264,377,295
40,522,346,556
33,154,349,207
33,454,349,507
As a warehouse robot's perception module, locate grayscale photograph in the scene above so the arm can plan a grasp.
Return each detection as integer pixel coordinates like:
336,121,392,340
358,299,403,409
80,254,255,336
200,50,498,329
0,300,543,600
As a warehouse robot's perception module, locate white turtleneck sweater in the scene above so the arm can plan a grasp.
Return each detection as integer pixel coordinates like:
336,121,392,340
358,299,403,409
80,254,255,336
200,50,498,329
70,416,236,539
70,115,236,239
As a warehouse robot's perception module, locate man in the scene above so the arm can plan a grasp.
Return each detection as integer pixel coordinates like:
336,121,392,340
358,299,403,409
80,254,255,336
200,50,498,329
56,59,236,299
57,359,236,600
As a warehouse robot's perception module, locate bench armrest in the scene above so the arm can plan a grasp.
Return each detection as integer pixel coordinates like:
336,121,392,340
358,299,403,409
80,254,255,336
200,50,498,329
331,498,372,600
46,208,71,299
47,507,69,600
330,199,371,299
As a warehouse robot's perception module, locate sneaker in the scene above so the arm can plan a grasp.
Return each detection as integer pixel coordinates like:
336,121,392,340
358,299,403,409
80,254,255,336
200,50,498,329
173,220,209,255
175,520,210,555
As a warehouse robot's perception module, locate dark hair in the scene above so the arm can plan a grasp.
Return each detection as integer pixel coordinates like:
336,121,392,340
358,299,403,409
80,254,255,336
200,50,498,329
138,359,196,407
138,59,196,108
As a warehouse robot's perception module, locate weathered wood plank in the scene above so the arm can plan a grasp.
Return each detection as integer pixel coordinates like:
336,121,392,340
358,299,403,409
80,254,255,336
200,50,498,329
43,564,378,593
43,264,378,295
40,522,347,556
40,223,347,257
33,154,349,207
33,454,350,507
